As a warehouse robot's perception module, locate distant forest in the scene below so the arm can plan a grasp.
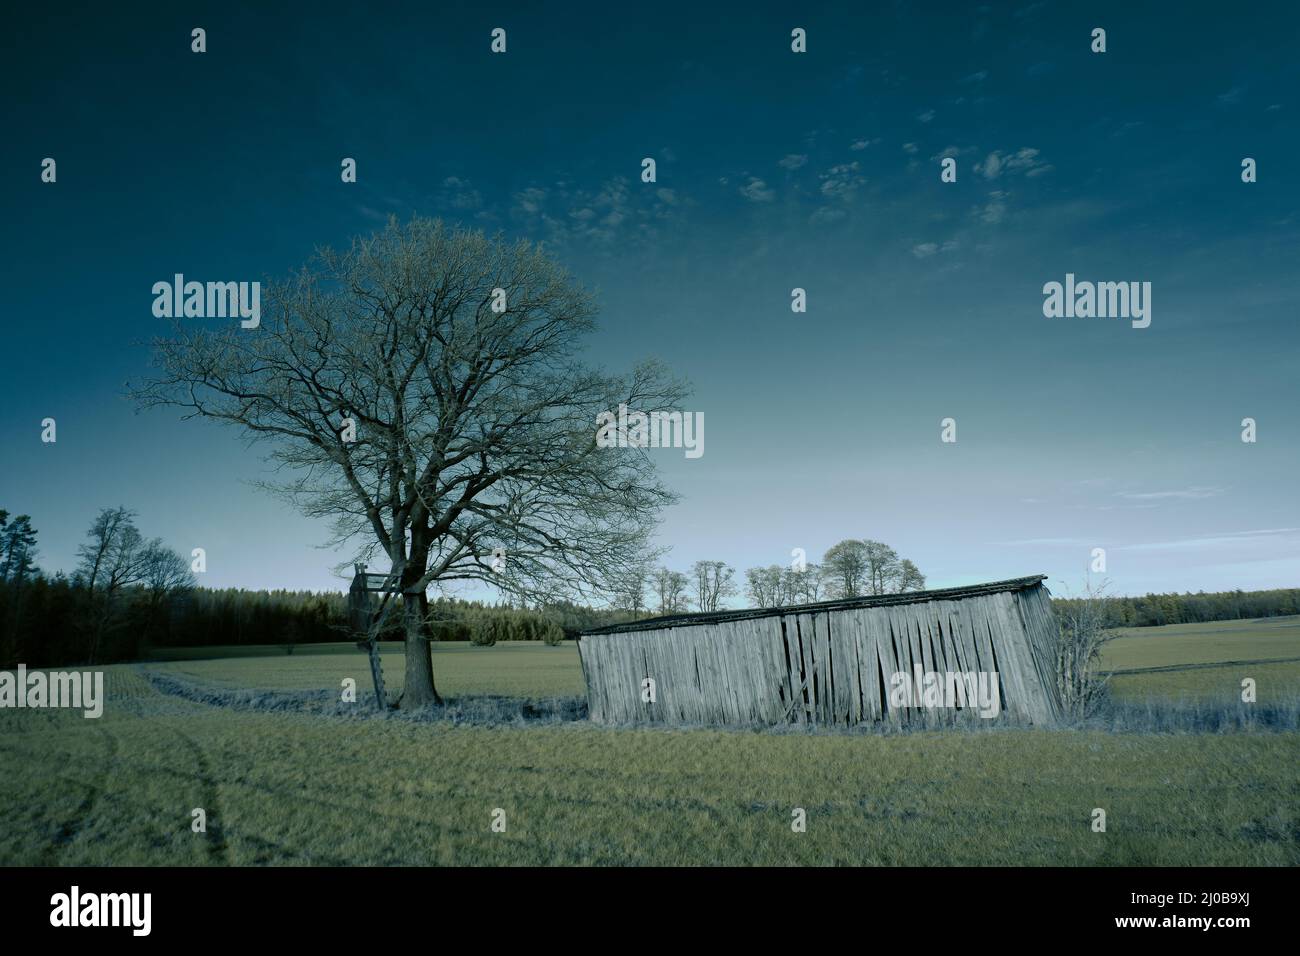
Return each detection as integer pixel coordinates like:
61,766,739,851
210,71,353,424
1,504,1296,668
0,578,640,668
2,574,1298,669
1052,588,1300,629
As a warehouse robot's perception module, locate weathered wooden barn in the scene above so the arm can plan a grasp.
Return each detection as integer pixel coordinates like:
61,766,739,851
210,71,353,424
579,575,1063,728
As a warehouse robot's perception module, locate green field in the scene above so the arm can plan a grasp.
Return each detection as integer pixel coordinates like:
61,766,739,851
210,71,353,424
2,619,1298,866
1104,616,1300,701
146,616,1300,704
151,641,587,698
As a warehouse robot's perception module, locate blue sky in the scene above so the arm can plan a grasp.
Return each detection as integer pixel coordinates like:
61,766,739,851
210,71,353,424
2,1,1297,600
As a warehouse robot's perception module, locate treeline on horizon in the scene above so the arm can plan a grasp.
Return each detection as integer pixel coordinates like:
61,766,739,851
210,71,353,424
1052,587,1300,629
0,504,638,667
2,504,1297,668
3,574,1299,669
0,577,644,668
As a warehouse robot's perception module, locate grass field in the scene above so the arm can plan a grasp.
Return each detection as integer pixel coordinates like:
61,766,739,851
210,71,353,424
147,616,1300,703
1104,616,1300,701
2,618,1298,866
152,641,587,697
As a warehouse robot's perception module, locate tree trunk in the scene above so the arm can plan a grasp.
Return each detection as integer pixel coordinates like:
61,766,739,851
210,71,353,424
400,593,442,709
87,601,112,665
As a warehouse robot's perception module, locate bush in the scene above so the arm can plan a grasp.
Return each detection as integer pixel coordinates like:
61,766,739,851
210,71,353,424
428,619,472,642
1054,582,1115,720
469,618,498,646
541,621,566,646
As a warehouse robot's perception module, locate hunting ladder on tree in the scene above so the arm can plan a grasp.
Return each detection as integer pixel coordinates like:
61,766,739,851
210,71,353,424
347,563,401,709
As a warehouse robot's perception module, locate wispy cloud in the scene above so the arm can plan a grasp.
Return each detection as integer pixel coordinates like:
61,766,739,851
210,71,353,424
818,162,864,200
739,177,775,202
439,175,482,211
998,536,1093,547
513,186,548,215
975,147,1051,179
974,189,1009,224
911,240,958,259
1118,528,1300,552
930,145,977,162
1217,85,1246,106
1115,486,1226,501
509,177,682,248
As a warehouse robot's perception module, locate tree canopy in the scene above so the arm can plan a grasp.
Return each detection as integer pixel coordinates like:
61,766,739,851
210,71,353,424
134,217,687,707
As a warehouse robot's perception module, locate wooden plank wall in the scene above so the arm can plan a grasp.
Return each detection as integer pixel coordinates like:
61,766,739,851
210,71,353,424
578,584,1064,728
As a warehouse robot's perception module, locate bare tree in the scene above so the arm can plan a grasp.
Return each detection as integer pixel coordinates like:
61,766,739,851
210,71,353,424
823,539,924,598
140,539,195,603
76,507,140,596
76,508,150,598
611,558,654,616
651,567,690,614
133,217,687,708
897,558,926,592
786,562,825,603
822,540,868,598
861,540,901,595
691,560,735,612
745,565,784,608
1055,580,1116,719
138,540,196,642
75,507,152,662
747,562,827,609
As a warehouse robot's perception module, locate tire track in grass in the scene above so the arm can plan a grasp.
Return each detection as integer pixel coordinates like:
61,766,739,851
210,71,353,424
1110,655,1300,675
42,724,118,864
126,663,233,863
148,708,352,865
165,721,232,864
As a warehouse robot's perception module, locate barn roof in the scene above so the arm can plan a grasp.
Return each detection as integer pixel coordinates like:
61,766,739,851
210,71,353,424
581,574,1048,636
